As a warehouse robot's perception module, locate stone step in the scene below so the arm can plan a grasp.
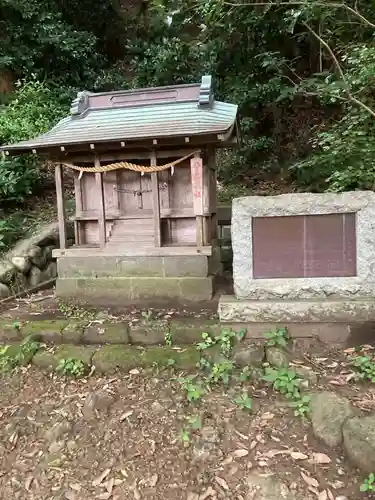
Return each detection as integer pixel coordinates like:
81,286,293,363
218,294,375,344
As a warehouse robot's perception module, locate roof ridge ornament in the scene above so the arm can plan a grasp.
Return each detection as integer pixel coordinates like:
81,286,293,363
198,75,213,108
70,91,89,116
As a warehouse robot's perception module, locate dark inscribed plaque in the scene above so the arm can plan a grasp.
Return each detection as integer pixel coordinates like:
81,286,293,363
252,213,356,279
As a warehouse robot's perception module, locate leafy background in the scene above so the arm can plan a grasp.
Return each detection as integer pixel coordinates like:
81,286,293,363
1,0,375,205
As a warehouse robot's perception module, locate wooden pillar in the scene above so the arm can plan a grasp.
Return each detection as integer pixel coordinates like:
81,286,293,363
95,156,106,248
55,164,67,249
74,172,83,245
151,150,161,247
191,152,204,246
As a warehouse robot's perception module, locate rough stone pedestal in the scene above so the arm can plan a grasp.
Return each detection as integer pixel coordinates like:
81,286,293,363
220,192,375,343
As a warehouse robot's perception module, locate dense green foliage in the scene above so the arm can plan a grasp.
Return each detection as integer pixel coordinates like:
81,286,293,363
1,0,375,203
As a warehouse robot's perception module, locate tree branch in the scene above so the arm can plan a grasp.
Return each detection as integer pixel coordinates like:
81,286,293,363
302,21,375,118
221,1,375,28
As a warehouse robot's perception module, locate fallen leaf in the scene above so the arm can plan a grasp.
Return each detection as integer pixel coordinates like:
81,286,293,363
215,476,229,491
307,486,319,496
301,471,319,488
328,480,345,489
318,490,328,500
113,479,123,486
133,487,141,500
234,429,248,441
258,460,268,467
149,474,158,487
97,493,112,500
328,379,346,386
263,449,288,458
129,369,140,375
326,362,338,368
187,494,199,500
199,486,216,500
250,441,258,450
232,449,249,458
222,456,234,465
290,452,308,460
25,476,33,491
120,410,133,422
106,478,114,494
92,468,111,487
327,490,334,500
69,483,81,492
311,453,331,464
261,413,275,420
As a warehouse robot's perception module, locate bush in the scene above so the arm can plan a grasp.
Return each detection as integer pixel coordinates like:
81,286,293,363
0,80,72,202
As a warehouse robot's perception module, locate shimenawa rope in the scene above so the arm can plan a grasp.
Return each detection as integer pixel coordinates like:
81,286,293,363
60,150,200,174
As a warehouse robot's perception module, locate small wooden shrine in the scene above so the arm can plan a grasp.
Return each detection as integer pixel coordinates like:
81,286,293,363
1,76,238,305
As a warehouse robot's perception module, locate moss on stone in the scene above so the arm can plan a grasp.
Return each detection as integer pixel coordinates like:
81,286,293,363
83,323,130,345
141,346,199,370
169,319,220,344
61,321,88,344
55,345,96,366
33,344,96,371
32,350,58,371
92,345,143,374
0,320,21,342
128,322,167,345
21,320,68,343
92,344,199,373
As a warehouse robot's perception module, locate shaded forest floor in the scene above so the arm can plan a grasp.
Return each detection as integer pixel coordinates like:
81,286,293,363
0,341,374,500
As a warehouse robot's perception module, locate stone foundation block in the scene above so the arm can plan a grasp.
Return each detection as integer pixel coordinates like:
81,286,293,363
218,295,375,323
55,276,214,305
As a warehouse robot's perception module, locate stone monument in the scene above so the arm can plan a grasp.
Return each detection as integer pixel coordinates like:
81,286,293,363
219,192,375,343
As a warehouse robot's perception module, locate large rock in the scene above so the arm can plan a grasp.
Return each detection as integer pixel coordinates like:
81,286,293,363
343,416,375,473
233,344,265,368
11,255,31,273
28,245,47,269
41,261,57,280
28,267,42,288
310,392,354,447
0,260,15,284
266,347,290,368
246,471,298,500
0,282,10,298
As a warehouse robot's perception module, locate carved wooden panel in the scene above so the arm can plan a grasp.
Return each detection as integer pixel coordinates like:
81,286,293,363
252,213,357,279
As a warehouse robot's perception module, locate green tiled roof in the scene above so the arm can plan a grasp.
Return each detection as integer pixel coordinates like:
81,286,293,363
1,76,238,154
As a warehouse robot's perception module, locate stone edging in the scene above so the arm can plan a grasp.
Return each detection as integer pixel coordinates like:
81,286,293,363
0,222,73,299
0,318,220,345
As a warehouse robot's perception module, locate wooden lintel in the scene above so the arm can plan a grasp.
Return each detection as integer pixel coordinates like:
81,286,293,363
63,148,201,164
95,157,106,248
151,150,161,247
53,245,213,258
55,164,67,249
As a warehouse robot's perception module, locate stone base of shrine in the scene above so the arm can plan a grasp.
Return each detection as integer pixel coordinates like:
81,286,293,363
55,276,215,305
218,295,375,344
54,247,222,306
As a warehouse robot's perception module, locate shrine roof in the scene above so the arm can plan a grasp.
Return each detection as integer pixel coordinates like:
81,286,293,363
1,76,238,154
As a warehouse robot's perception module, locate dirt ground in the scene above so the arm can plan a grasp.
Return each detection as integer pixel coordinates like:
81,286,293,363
1,340,375,500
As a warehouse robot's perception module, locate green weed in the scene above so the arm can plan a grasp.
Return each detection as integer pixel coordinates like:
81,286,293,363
164,330,173,347
234,391,253,411
178,375,206,403
263,367,302,399
0,336,40,373
351,355,375,383
289,395,311,418
360,473,375,492
207,360,234,385
264,327,289,348
56,358,87,378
